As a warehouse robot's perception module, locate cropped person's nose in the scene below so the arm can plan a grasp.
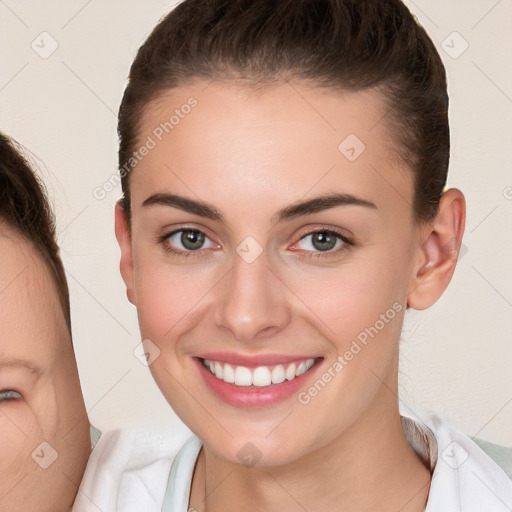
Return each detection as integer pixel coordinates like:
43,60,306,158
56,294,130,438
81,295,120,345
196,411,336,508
214,250,291,343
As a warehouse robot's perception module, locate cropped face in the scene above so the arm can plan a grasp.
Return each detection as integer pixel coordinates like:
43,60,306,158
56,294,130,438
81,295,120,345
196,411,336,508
0,226,90,511
116,81,437,466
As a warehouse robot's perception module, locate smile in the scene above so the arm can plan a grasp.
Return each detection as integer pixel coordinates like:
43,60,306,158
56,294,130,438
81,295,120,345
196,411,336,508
201,358,316,387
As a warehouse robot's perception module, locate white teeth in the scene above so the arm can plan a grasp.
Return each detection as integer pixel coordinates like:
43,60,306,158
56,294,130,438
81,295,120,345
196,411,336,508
203,358,316,387
271,365,286,384
223,363,235,383
214,361,223,379
285,363,296,381
234,366,252,386
252,366,272,387
295,361,307,376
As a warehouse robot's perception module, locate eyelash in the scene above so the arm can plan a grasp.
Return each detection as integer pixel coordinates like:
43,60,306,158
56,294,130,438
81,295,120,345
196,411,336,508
157,226,354,260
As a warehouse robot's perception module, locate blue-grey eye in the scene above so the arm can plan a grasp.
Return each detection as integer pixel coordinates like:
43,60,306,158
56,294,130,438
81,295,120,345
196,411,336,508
168,229,211,251
298,231,345,252
0,390,23,401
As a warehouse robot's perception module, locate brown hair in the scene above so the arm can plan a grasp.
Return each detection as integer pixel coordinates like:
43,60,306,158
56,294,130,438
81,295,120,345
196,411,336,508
118,0,449,223
0,132,71,330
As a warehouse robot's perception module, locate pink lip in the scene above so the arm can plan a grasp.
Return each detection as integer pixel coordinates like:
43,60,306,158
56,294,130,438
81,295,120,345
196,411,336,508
196,351,317,368
193,356,323,409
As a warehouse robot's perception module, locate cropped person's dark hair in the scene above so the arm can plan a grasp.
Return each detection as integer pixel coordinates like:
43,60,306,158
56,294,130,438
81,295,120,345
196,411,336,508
0,132,71,330
118,0,449,224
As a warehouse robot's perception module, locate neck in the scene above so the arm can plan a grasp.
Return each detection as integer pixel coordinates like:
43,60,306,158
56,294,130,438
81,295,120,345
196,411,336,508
189,376,431,512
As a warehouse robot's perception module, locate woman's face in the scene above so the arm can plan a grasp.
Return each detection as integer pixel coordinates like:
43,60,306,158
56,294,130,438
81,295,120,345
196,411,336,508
0,227,90,511
117,81,423,465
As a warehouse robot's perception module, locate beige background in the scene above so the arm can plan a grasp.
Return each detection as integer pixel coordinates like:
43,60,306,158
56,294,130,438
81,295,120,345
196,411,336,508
0,0,510,446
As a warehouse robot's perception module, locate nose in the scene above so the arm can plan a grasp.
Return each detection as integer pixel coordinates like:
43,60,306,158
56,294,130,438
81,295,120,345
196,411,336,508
213,249,291,343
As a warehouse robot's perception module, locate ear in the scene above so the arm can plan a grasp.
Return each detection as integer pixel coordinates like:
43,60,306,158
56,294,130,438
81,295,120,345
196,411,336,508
114,200,136,305
407,188,466,310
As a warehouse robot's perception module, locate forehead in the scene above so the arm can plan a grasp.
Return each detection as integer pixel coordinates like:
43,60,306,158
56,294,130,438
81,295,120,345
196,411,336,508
0,227,67,365
131,80,414,221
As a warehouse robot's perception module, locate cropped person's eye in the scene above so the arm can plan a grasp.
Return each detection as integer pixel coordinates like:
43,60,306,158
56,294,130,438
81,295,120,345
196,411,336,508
0,390,23,401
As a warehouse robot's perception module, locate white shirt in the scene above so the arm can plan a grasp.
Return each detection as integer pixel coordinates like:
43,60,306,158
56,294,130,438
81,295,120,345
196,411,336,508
72,413,512,512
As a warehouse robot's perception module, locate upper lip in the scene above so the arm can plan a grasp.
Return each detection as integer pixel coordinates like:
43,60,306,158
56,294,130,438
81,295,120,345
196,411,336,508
196,352,321,368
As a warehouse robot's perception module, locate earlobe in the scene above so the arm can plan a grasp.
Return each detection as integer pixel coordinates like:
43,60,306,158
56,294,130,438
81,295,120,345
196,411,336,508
114,200,136,305
407,188,466,310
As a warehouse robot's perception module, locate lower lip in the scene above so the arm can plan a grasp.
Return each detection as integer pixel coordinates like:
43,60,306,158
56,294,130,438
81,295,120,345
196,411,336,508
194,357,322,408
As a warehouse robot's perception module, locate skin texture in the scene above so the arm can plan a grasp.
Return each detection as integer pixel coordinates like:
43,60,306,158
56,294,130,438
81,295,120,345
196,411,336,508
116,81,466,512
0,225,90,512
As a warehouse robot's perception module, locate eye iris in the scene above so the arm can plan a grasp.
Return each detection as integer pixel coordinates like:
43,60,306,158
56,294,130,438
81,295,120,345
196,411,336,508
181,230,205,250
312,232,337,251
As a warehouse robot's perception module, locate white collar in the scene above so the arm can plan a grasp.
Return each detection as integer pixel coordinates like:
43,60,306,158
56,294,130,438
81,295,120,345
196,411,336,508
418,413,512,511
162,434,202,511
162,414,512,512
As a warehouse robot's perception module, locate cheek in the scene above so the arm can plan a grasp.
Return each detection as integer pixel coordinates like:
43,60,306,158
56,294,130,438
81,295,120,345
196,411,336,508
288,255,406,340
0,412,28,471
0,404,42,473
133,256,214,345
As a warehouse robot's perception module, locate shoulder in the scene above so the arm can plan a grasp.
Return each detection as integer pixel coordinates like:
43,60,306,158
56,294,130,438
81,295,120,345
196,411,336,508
414,412,512,511
72,428,191,512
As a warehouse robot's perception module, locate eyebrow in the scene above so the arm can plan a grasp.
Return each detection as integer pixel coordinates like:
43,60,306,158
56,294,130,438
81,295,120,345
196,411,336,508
0,358,41,376
142,192,377,224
